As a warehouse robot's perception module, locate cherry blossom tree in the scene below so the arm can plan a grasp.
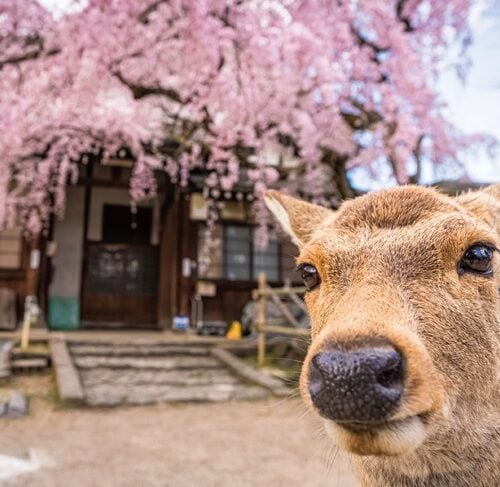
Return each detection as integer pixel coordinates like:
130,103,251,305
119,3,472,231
0,0,488,238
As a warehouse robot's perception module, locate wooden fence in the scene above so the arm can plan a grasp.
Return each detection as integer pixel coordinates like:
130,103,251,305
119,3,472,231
252,272,310,365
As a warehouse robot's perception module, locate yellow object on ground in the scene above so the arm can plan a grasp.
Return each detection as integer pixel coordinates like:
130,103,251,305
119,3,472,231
226,321,242,340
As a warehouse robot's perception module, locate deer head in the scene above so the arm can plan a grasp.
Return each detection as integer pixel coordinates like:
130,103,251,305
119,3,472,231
265,185,500,482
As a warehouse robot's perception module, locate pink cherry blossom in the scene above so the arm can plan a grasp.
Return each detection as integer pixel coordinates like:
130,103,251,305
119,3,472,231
0,0,490,237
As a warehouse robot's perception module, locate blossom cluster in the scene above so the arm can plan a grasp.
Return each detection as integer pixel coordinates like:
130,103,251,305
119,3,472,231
0,0,480,237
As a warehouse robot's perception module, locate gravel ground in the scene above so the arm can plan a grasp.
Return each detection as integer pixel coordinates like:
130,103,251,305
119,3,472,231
0,374,359,487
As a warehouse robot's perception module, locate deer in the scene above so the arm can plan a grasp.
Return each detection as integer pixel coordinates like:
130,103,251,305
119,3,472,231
264,183,500,486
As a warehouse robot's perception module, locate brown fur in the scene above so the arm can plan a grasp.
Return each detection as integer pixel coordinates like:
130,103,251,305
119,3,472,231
265,184,500,486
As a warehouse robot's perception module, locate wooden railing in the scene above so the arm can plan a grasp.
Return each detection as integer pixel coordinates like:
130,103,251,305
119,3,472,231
252,272,310,365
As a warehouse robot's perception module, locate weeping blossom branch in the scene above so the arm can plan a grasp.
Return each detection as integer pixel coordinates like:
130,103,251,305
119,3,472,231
0,0,492,243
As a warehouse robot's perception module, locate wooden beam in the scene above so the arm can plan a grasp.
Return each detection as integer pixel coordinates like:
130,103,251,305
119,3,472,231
257,272,266,366
157,185,178,327
252,286,306,299
24,235,41,297
211,347,290,397
262,325,309,337
81,159,94,244
178,191,194,317
266,289,302,328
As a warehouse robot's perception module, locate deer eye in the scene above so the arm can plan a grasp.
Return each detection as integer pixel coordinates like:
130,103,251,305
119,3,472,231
459,244,495,276
297,263,320,291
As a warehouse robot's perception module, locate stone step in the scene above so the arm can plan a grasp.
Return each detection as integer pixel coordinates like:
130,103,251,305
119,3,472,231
11,357,50,371
79,367,240,388
85,383,268,407
73,355,222,370
69,344,209,357
52,340,282,407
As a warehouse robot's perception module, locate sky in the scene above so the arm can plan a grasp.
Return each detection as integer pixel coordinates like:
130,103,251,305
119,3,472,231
38,0,86,18
437,0,500,183
38,0,500,184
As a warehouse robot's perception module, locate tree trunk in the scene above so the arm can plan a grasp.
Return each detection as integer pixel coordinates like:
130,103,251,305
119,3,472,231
322,150,357,203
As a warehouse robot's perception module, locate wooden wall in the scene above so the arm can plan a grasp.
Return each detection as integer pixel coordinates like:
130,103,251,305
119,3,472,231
198,282,253,324
0,237,44,323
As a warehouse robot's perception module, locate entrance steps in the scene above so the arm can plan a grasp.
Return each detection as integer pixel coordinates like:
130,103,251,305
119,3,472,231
52,339,291,407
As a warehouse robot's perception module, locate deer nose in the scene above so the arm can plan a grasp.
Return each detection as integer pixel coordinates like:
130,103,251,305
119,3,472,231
308,345,404,423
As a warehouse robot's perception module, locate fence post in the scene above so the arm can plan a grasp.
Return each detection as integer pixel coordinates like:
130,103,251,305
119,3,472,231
257,272,267,366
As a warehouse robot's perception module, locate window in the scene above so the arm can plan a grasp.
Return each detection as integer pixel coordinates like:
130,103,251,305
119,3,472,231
253,238,279,282
224,226,252,281
0,228,23,269
198,224,287,282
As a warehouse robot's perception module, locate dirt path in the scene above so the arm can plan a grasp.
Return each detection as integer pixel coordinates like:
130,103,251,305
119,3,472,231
0,374,358,487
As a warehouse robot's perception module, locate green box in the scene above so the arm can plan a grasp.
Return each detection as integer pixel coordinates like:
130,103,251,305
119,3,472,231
48,297,80,330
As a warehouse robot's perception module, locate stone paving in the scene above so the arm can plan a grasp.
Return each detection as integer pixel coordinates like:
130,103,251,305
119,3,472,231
67,342,276,407
0,389,28,418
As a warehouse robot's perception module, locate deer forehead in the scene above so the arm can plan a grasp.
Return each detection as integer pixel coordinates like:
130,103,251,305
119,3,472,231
304,215,493,260
332,186,462,231
298,187,462,261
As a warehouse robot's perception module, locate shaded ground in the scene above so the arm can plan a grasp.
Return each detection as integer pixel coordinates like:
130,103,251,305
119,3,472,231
0,373,358,487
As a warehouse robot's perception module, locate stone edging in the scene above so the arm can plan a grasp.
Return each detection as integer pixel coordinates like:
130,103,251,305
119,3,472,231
211,347,291,397
50,336,84,404
0,340,14,381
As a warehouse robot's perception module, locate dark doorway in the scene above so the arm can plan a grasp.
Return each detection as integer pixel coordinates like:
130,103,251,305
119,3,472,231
102,204,152,244
81,204,158,327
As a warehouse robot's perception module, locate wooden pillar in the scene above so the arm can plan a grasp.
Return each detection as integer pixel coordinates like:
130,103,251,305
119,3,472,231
78,158,94,325
81,159,94,247
158,187,196,328
38,218,54,320
158,186,178,328
177,191,194,317
257,272,267,366
21,235,41,349
25,235,41,297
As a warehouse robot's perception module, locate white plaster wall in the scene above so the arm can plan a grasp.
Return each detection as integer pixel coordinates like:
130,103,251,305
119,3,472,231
49,186,84,298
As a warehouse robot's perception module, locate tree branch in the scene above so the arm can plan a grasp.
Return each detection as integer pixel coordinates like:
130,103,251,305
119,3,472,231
341,102,383,130
111,68,185,103
0,33,59,70
409,135,424,184
321,149,358,200
138,0,167,23
351,27,390,57
396,0,414,33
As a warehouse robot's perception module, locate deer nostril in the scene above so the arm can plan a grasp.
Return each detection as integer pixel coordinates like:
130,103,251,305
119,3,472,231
376,359,403,389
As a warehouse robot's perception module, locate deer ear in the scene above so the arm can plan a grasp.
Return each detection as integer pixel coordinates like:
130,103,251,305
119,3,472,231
264,190,334,247
455,183,500,233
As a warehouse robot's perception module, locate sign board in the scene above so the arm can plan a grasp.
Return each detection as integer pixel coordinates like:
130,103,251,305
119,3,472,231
196,280,217,297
